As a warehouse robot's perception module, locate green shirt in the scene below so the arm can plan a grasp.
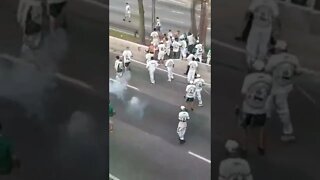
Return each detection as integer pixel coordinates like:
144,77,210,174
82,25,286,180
0,136,13,174
109,104,115,117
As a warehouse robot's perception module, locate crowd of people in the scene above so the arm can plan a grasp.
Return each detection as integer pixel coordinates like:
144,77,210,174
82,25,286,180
219,0,302,179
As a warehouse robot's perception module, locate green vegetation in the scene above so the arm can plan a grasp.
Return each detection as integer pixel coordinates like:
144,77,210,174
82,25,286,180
109,29,140,43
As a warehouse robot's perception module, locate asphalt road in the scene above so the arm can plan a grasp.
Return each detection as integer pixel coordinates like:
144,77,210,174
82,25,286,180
108,0,212,47
109,52,211,180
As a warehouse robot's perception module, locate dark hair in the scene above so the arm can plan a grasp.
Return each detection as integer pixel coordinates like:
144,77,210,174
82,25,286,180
151,57,154,60
116,55,120,59
169,29,171,32
156,17,159,19
154,28,156,31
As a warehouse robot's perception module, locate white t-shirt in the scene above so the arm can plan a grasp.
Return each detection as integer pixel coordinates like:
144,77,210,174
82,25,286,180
265,53,300,94
188,61,198,71
194,78,205,90
145,53,153,62
158,44,166,53
125,5,131,13
168,32,173,39
165,59,174,68
187,34,195,45
146,60,158,71
150,31,159,40
165,40,171,49
249,0,279,28
180,40,187,49
219,158,253,180
178,111,190,121
114,60,123,72
172,41,181,52
187,54,195,62
122,50,132,63
195,44,203,54
156,19,161,27
241,72,272,114
186,84,196,98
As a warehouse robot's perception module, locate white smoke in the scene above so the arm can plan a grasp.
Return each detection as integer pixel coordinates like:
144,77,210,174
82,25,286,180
126,96,147,120
109,71,132,101
0,29,68,119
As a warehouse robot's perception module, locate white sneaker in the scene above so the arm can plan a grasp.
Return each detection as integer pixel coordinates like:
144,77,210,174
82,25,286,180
168,79,171,82
198,104,203,107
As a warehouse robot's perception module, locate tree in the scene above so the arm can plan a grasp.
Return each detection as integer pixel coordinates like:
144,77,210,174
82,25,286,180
198,0,209,46
190,0,198,35
138,0,146,45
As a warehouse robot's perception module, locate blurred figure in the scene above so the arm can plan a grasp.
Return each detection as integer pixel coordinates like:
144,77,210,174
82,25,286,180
184,52,195,75
194,74,205,107
155,17,161,32
265,43,301,142
206,49,211,65
157,41,166,64
167,29,173,41
164,37,171,58
187,32,196,53
185,81,196,111
194,41,204,63
114,55,124,79
109,101,115,132
146,57,158,84
171,38,181,59
0,123,20,175
187,58,198,83
179,36,187,60
246,0,279,69
150,28,160,47
177,106,190,144
123,2,131,22
145,48,154,63
218,140,253,180
17,0,43,57
46,0,67,32
122,47,132,71
238,60,272,155
165,59,174,82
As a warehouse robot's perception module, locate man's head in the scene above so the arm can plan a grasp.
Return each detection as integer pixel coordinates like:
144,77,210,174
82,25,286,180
252,60,265,72
180,106,186,111
116,55,120,60
195,74,201,79
274,40,288,54
151,57,154,60
192,57,195,61
153,28,157,31
126,2,128,5
169,29,171,32
225,139,240,156
188,32,191,36
126,47,130,50
156,17,159,19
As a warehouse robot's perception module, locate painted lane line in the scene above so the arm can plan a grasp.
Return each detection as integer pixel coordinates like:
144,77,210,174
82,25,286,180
296,85,316,105
158,0,186,6
129,58,211,87
109,78,140,91
188,151,211,164
82,0,108,8
212,39,246,54
171,10,184,14
109,173,120,180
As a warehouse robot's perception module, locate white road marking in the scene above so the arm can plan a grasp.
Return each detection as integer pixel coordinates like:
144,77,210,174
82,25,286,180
109,78,140,91
188,151,211,164
129,58,211,87
212,39,246,53
158,0,186,6
82,0,108,8
109,173,120,180
55,73,95,91
296,85,317,105
171,10,184,14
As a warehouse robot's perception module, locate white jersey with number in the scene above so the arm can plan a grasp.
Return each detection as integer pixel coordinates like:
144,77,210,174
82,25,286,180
186,84,196,98
188,61,198,71
172,41,181,52
165,59,174,68
219,158,253,180
178,111,190,121
241,72,272,114
249,0,279,28
158,44,166,53
122,50,132,63
146,60,158,71
194,78,205,90
265,52,300,94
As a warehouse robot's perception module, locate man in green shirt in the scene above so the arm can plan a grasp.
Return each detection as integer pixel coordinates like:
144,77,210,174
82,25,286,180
0,123,14,175
109,102,115,132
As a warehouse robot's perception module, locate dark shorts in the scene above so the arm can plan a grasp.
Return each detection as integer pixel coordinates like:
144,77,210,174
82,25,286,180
49,2,67,18
186,97,194,102
240,113,266,128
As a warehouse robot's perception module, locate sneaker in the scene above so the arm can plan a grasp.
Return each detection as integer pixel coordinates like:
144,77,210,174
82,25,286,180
281,134,296,142
198,104,203,107
168,79,171,82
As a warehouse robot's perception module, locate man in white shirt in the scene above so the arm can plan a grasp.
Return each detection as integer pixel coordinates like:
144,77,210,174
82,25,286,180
187,32,195,53
146,57,158,84
177,106,190,144
150,28,159,47
194,74,205,107
194,42,204,63
265,47,300,143
188,59,198,83
114,55,124,79
145,49,154,63
122,47,132,71
185,81,196,111
239,60,272,155
165,59,174,82
123,2,131,22
155,17,161,32
157,41,166,64
171,38,181,59
246,0,279,68
206,49,211,65
219,140,253,180
167,29,173,41
179,37,187,60
184,53,195,75
46,0,67,32
164,37,171,58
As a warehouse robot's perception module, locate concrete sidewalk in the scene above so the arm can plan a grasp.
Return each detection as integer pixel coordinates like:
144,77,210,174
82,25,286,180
109,36,212,85
213,0,320,72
